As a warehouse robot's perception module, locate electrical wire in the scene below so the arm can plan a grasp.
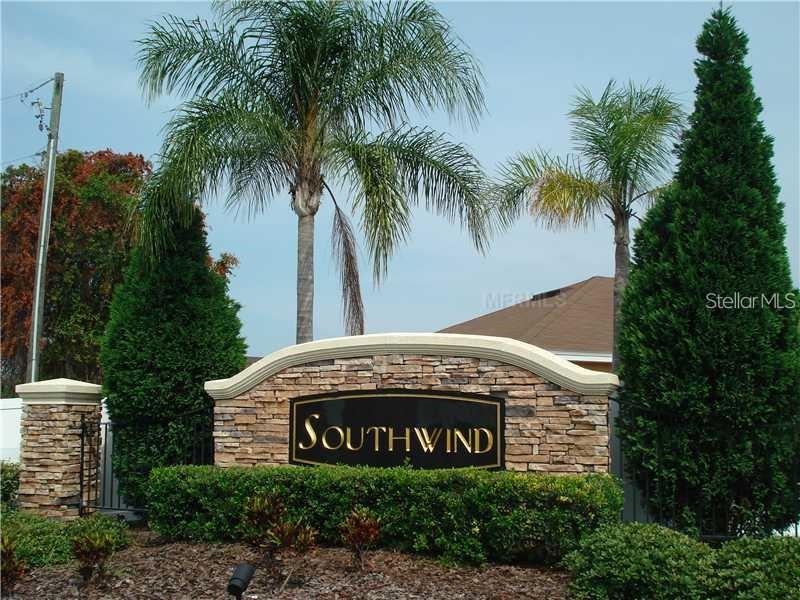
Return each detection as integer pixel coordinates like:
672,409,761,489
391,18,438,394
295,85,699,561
1,149,45,166
1,78,54,102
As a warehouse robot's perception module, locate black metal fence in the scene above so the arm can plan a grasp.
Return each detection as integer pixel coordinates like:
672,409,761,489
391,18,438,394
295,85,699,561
611,398,800,540
79,411,214,516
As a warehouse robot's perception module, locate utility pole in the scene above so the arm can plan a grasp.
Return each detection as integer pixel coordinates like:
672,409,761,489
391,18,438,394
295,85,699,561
26,72,64,383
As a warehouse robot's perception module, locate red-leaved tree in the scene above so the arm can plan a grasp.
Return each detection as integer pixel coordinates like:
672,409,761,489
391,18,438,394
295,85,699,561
1,149,150,394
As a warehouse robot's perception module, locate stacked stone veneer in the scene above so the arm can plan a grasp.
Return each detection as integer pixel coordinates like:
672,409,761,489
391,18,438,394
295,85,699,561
16,379,102,520
214,354,610,473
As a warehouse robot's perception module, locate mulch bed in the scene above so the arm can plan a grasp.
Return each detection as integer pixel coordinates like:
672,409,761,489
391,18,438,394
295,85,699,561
12,529,570,599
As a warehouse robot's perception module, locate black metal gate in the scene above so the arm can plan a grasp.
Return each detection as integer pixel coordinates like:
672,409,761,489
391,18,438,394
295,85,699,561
79,412,215,516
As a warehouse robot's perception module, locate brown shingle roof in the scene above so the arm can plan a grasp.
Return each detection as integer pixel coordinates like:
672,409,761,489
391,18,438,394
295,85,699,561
438,276,613,355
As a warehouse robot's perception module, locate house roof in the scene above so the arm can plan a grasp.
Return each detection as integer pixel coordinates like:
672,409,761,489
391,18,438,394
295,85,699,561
438,276,613,360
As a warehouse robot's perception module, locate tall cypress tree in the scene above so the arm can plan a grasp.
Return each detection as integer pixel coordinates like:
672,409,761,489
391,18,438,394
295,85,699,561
618,8,800,535
100,209,246,506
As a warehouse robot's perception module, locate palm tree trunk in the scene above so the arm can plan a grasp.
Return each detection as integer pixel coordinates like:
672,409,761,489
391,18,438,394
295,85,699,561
296,212,315,344
612,215,631,372
293,170,322,345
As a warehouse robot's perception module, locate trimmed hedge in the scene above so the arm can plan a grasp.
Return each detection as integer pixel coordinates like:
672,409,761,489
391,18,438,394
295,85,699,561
709,537,800,600
565,523,800,600
147,465,622,564
0,511,129,568
565,523,712,600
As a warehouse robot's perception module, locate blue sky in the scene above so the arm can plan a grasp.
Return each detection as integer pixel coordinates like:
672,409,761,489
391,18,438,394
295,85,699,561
2,1,798,357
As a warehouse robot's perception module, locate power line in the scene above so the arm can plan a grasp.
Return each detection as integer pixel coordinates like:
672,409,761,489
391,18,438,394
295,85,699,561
1,77,54,102
1,149,45,166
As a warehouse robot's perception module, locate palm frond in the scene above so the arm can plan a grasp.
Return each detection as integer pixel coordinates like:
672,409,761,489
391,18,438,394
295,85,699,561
330,196,365,336
130,167,197,264
328,130,411,282
329,126,488,281
166,93,293,203
338,1,485,129
570,80,684,205
221,0,485,134
494,150,606,231
632,182,672,210
137,14,268,104
137,93,293,258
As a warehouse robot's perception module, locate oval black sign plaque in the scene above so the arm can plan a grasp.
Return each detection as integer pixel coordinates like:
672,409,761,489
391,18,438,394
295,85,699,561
290,390,504,469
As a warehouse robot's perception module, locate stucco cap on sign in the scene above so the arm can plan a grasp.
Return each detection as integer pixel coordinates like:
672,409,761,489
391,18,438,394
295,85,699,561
15,378,103,405
205,333,619,400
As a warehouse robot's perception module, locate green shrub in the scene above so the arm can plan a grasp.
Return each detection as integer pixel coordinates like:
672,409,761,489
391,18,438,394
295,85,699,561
147,465,622,564
709,537,800,600
564,523,713,600
0,511,128,569
100,210,246,506
617,7,800,536
1,462,20,509
1,511,73,568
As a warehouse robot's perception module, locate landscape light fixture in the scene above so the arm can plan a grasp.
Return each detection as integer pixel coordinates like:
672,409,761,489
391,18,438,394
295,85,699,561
227,563,255,600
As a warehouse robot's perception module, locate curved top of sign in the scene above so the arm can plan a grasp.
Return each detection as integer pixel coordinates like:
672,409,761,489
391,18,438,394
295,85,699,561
206,333,619,400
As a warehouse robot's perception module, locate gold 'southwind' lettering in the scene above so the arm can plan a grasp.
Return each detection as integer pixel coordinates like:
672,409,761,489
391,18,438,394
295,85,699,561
292,393,502,468
299,413,320,450
388,427,411,452
322,426,345,450
300,422,495,455
413,427,443,453
474,427,494,454
454,428,472,453
346,427,365,451
366,426,387,451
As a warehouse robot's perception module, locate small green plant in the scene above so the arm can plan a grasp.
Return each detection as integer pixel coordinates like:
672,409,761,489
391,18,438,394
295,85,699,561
1,533,26,598
242,491,285,554
1,511,73,567
0,511,128,571
292,524,317,556
69,514,127,586
0,462,20,509
275,520,317,594
241,490,318,590
67,513,130,549
72,527,116,586
341,507,380,570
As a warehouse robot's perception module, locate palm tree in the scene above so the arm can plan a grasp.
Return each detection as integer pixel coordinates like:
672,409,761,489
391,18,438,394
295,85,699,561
494,81,683,370
136,0,488,344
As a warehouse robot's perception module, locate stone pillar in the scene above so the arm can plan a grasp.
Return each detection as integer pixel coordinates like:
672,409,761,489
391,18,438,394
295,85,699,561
15,378,102,520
